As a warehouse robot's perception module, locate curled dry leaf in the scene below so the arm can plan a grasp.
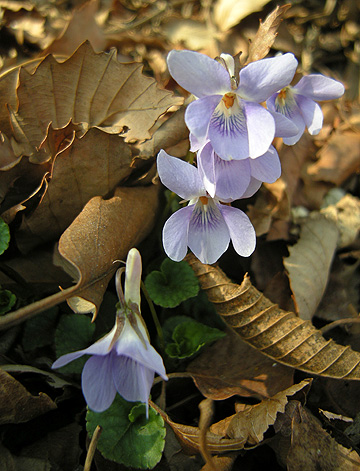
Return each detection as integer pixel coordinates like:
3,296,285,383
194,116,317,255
57,185,159,316
284,195,360,320
187,329,294,400
0,370,56,425
7,40,182,151
15,126,132,252
223,379,311,445
186,254,360,380
150,401,249,455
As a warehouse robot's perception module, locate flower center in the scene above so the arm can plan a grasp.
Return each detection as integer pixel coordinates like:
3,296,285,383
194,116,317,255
275,86,296,110
199,196,209,205
222,93,235,109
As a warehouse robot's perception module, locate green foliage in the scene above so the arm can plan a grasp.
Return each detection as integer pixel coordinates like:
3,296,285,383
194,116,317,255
55,314,95,374
23,307,59,351
0,218,10,255
0,286,16,315
145,258,199,308
86,396,165,469
165,318,226,359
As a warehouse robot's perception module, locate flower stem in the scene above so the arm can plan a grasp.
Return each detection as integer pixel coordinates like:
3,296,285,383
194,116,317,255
84,425,102,471
141,281,164,350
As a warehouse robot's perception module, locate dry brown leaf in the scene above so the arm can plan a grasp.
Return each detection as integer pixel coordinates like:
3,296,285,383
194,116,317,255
15,126,133,252
150,401,248,455
186,254,360,380
213,0,270,33
287,404,360,471
57,185,159,316
284,213,339,320
164,20,219,56
307,131,360,186
0,370,56,425
6,40,182,151
209,379,310,448
137,108,188,160
187,329,294,400
245,4,292,64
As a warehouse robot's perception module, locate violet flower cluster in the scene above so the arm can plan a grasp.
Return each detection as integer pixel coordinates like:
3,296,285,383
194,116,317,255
52,248,167,416
157,49,344,264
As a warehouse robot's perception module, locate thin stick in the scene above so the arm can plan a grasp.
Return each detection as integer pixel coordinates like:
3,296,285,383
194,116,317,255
320,317,360,334
141,281,164,350
84,425,102,471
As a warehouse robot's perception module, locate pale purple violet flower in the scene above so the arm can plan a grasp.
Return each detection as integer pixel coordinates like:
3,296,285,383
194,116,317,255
267,75,345,145
52,248,167,416
167,50,298,160
197,141,281,201
157,150,256,264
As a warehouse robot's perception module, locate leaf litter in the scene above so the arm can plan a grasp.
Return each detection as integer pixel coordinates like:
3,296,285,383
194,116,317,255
0,1,359,470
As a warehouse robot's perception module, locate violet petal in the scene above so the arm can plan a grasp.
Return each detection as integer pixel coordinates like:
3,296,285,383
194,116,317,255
163,205,193,262
219,205,256,257
82,354,117,412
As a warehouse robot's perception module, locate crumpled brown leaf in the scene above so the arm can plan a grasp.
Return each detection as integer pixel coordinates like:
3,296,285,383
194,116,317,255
287,404,360,471
187,329,294,400
211,379,311,446
15,126,133,252
0,370,56,425
5,40,182,154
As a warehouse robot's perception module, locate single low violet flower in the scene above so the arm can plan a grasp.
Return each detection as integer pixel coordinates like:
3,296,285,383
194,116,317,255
52,248,167,416
167,50,298,160
157,150,256,264
267,74,345,145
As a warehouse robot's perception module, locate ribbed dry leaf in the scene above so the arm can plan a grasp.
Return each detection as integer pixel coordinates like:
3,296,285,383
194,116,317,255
224,379,311,445
245,4,292,64
58,185,159,316
7,40,182,151
287,404,360,471
186,254,360,380
187,329,294,400
284,213,339,320
15,126,132,252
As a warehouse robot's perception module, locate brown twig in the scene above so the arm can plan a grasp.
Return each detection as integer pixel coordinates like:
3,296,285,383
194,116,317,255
84,425,102,471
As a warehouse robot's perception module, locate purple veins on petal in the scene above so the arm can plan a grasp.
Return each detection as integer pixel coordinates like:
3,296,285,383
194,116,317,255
187,199,230,265
185,95,222,140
